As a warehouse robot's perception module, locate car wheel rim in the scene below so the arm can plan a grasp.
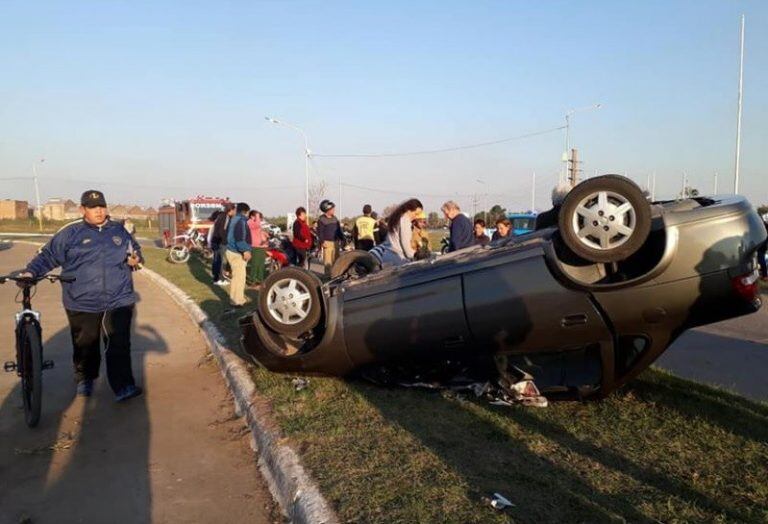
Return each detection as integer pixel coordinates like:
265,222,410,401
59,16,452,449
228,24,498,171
571,190,636,251
265,278,312,325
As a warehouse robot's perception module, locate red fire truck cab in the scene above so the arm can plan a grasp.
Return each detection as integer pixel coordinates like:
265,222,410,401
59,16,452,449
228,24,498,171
157,196,230,246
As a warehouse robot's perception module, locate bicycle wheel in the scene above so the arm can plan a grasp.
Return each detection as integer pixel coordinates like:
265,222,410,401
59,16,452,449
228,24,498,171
19,320,43,427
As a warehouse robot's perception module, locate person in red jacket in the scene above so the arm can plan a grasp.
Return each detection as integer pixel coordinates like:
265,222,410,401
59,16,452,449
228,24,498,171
291,207,312,268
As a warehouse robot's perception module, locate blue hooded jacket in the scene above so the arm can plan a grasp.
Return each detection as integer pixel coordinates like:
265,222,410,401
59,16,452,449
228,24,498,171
26,219,142,313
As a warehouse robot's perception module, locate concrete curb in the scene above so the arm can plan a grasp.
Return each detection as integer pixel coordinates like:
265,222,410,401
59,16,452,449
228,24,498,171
139,267,339,524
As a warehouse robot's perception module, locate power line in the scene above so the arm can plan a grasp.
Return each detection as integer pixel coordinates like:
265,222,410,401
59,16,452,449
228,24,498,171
21,177,301,192
311,125,566,158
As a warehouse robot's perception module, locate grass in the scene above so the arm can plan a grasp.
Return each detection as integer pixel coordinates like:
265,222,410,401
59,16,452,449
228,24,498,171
0,219,155,236
142,246,768,523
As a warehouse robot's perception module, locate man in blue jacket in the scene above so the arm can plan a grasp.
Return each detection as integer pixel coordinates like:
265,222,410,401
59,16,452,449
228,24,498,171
20,190,143,401
225,202,252,310
441,200,475,252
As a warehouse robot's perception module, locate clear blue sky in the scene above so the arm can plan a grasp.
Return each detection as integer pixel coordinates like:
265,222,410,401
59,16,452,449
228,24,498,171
1,0,766,216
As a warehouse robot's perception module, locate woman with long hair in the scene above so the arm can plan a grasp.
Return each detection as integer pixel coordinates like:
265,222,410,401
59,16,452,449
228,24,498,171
369,198,424,266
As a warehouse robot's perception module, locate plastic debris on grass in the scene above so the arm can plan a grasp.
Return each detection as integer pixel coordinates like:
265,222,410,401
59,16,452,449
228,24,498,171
363,360,548,408
291,377,310,392
488,492,515,510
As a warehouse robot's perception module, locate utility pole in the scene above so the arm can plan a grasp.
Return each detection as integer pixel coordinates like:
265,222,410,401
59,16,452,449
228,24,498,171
32,159,44,232
713,172,719,194
680,172,687,199
567,149,580,187
734,14,745,194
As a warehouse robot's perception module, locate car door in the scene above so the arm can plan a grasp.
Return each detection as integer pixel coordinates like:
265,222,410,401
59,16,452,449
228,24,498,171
462,246,612,356
341,268,471,367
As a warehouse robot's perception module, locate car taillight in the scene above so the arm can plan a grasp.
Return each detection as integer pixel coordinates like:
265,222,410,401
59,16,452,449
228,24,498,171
731,268,760,303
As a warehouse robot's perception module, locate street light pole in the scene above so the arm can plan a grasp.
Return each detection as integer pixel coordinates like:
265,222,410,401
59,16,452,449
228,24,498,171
734,14,745,194
32,158,45,232
265,117,310,214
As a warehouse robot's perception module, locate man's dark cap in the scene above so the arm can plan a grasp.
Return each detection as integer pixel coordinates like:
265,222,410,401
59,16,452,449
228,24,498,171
80,190,107,208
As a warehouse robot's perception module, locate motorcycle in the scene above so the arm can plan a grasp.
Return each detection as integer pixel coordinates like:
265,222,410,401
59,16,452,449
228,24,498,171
265,234,292,274
168,227,212,264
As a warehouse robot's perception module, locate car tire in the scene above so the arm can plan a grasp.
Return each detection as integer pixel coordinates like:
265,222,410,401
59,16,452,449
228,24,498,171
258,267,323,337
558,175,651,263
330,250,381,279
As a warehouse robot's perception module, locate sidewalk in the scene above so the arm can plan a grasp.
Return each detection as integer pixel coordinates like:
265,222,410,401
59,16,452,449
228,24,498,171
0,243,276,524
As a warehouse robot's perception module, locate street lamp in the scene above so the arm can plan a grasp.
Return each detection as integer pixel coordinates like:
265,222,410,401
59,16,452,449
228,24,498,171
563,103,602,183
265,116,310,214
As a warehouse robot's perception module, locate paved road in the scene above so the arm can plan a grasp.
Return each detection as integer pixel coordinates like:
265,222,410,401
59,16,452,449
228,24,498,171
656,296,768,402
0,243,276,524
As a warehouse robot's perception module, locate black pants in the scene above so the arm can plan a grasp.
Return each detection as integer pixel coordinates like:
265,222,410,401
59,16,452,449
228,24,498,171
66,306,136,394
211,242,223,282
293,248,308,268
355,239,374,251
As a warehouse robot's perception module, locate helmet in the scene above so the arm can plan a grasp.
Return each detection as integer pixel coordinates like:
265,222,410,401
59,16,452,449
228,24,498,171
413,210,427,220
319,199,335,212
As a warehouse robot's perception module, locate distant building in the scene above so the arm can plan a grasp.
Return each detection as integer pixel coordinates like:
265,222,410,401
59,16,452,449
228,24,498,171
109,204,129,219
126,205,147,220
63,203,81,220
35,198,75,221
0,200,30,220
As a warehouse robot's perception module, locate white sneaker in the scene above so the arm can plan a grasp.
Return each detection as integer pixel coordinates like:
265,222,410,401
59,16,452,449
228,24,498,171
215,280,229,286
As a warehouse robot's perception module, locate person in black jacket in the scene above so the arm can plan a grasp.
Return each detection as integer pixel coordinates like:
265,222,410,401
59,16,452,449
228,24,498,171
491,218,512,241
441,200,474,252
535,182,572,230
474,218,490,246
209,203,235,285
317,200,344,275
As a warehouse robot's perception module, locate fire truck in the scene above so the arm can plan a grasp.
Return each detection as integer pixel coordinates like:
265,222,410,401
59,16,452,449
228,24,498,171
157,196,230,262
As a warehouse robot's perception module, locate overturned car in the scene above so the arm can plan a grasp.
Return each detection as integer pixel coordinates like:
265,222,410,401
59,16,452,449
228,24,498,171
239,176,766,399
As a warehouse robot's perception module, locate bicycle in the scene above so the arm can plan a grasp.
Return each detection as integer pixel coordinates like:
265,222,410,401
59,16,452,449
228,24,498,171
1,273,74,427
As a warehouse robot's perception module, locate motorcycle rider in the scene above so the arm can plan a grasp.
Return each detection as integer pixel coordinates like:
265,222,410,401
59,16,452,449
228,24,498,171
317,200,344,275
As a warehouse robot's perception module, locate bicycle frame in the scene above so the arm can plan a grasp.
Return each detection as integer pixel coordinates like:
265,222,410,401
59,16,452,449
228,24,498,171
11,286,42,378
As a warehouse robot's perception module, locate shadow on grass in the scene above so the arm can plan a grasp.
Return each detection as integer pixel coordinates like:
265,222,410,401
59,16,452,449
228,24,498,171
351,381,651,523
629,368,768,443
352,369,763,522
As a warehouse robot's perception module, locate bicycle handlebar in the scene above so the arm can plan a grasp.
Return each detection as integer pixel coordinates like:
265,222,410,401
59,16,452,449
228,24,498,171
0,274,75,285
